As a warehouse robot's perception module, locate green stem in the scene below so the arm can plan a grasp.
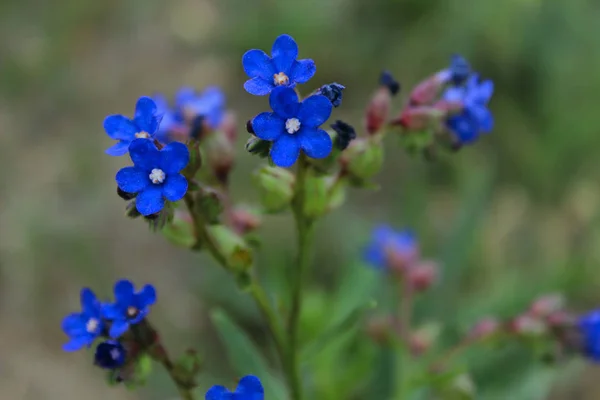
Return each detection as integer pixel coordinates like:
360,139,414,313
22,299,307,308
183,193,287,368
286,154,314,400
393,279,414,400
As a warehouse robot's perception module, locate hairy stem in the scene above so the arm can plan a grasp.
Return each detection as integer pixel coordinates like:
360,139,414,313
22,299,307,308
393,279,414,400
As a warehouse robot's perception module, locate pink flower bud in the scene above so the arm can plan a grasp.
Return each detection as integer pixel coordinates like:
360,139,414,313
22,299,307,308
231,207,262,235
409,333,431,356
393,106,442,131
529,294,564,319
468,317,500,340
509,315,547,336
409,72,447,106
220,111,238,144
365,87,392,135
407,261,439,292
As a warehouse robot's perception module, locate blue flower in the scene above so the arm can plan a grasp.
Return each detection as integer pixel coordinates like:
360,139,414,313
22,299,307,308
242,34,316,96
443,74,494,144
104,97,163,156
116,139,189,216
205,375,264,400
578,310,600,362
364,225,418,271
102,280,157,338
251,87,333,167
61,288,104,352
152,94,182,144
95,340,127,369
177,86,226,129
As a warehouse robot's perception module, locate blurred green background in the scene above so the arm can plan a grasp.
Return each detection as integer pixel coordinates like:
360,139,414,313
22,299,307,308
2,0,600,398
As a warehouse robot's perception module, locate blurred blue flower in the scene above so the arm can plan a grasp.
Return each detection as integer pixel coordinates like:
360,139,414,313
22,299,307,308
251,87,333,167
205,375,264,400
104,97,162,156
95,340,127,369
243,34,316,96
102,279,157,338
578,310,600,361
116,139,189,216
364,225,418,271
443,74,494,144
448,54,471,85
61,288,104,352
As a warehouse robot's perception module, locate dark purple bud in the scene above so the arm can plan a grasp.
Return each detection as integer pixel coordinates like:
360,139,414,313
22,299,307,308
379,71,401,96
190,115,207,140
317,83,346,107
330,120,357,150
95,340,127,370
117,187,137,201
246,119,255,134
449,54,471,85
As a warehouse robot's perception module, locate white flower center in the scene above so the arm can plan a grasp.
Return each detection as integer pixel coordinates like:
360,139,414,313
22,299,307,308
149,168,165,184
110,348,121,360
285,118,301,134
273,72,290,86
127,306,139,318
135,131,150,139
86,318,99,333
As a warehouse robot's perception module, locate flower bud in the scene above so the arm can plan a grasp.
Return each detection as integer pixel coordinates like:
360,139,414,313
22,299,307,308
206,132,235,185
252,166,295,213
409,73,447,106
190,115,208,140
125,201,141,219
316,83,346,107
407,261,439,292
468,317,500,340
117,187,137,201
393,106,444,131
365,87,391,135
331,120,357,150
509,315,547,337
529,293,564,319
339,138,384,183
194,187,224,225
207,225,253,273
95,340,127,370
220,111,237,144
366,315,393,345
409,322,441,356
245,135,271,159
379,71,400,96
231,207,262,235
448,54,471,85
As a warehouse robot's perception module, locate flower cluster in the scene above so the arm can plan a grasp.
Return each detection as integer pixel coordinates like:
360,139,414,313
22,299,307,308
61,280,156,369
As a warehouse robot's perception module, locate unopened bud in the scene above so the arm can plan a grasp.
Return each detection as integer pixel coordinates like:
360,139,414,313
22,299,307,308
206,225,253,273
468,317,500,340
366,315,393,345
220,111,237,144
379,71,401,96
546,311,573,328
407,261,439,292
409,322,440,356
125,201,141,219
365,87,391,135
231,207,262,235
117,187,137,201
448,54,471,85
393,106,443,130
529,294,564,319
245,136,271,158
190,115,207,140
509,315,547,337
194,187,224,224
330,120,357,150
206,132,235,185
410,74,447,106
252,166,295,213
317,83,346,108
339,138,384,183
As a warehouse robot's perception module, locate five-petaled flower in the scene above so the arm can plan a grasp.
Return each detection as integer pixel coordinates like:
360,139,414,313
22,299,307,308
94,340,127,370
102,279,157,338
443,74,494,144
578,310,600,362
242,34,316,96
205,375,264,400
104,97,163,156
116,139,189,216
251,87,333,167
364,225,419,271
61,288,104,351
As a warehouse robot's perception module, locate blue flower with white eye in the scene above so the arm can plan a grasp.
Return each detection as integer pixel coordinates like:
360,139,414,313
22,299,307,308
103,97,163,156
242,34,316,96
443,74,494,144
102,280,157,339
578,310,600,362
251,87,333,167
116,139,189,216
205,375,264,400
95,340,127,369
61,288,104,351
364,225,418,271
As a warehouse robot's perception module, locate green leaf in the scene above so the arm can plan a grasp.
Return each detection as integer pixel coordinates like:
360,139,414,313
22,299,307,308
210,309,287,399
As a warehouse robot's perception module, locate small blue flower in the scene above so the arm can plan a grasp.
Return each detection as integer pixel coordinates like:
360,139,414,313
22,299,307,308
251,87,333,167
443,74,494,144
95,340,127,369
578,310,600,362
205,375,264,400
152,94,183,144
177,86,226,129
242,34,316,96
102,280,157,339
364,225,418,271
116,139,189,216
61,288,104,352
104,97,163,156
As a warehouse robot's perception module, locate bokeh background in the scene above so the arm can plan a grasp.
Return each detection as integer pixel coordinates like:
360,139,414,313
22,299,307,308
2,0,600,398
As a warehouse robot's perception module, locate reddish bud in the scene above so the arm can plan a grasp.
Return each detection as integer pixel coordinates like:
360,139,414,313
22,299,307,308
366,315,393,345
231,207,262,235
468,317,500,340
409,333,431,356
220,111,237,144
206,132,235,185
529,294,564,319
509,315,547,336
433,99,464,114
392,106,442,130
407,261,438,292
409,72,447,106
546,311,574,328
365,87,392,135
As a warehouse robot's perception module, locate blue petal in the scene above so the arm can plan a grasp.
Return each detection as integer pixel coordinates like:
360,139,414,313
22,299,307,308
129,139,161,171
372,224,394,243
252,112,285,141
105,141,131,156
137,284,157,307
116,166,149,194
159,142,190,174
62,313,84,335
102,304,122,320
269,87,300,119
134,96,160,134
205,385,231,400
471,106,494,132
447,114,479,144
63,337,89,352
236,375,264,399
477,80,494,103
109,320,130,339
162,173,188,202
270,134,300,168
80,288,99,315
244,77,274,96
104,115,137,140
363,244,386,269
114,280,135,305
298,128,332,159
242,49,275,80
176,87,197,107
298,95,332,128
289,59,316,84
136,185,165,216
271,34,298,74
